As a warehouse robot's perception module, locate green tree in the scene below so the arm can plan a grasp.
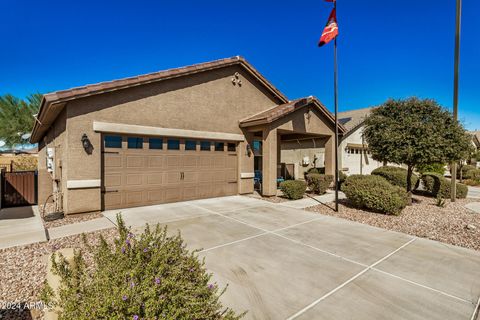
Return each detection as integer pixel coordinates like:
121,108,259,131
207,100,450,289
363,97,472,194
0,93,42,147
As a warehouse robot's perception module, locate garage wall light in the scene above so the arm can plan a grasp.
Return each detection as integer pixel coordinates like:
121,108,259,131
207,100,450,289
246,143,252,157
81,133,93,155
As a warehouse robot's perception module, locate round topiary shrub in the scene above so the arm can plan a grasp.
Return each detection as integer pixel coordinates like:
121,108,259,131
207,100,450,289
41,215,243,320
371,166,419,190
341,174,408,215
280,180,307,200
421,172,468,199
305,173,333,194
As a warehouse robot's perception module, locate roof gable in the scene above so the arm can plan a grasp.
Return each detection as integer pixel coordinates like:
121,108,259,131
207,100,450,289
31,56,288,143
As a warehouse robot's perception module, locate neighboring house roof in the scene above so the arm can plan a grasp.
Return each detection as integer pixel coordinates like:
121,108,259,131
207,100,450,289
30,56,289,143
469,131,480,148
239,96,347,133
337,107,374,133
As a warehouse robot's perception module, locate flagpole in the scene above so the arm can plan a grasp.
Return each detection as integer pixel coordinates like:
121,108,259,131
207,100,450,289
333,0,339,212
451,0,461,202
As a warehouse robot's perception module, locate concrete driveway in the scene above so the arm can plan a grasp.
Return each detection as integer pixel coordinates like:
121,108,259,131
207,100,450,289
103,196,480,320
0,206,46,249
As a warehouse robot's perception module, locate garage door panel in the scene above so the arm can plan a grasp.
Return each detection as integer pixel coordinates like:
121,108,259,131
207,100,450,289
183,155,197,168
214,157,226,168
103,135,239,210
126,191,144,205
126,156,144,168
183,185,198,200
148,156,166,168
104,154,122,168
126,174,143,186
167,155,183,168
199,156,213,167
225,169,237,182
147,173,164,185
165,187,183,202
147,189,165,202
166,172,182,184
104,192,122,208
105,174,122,187
213,170,226,182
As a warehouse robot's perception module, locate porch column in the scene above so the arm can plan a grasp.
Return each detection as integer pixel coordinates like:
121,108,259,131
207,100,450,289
262,126,278,196
324,134,335,176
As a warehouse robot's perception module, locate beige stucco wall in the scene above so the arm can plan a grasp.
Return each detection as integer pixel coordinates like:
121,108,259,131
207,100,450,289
280,138,327,179
37,109,67,210
57,65,280,213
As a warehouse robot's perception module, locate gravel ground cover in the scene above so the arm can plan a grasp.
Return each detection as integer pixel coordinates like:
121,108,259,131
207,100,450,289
0,228,118,320
43,211,104,229
306,195,480,251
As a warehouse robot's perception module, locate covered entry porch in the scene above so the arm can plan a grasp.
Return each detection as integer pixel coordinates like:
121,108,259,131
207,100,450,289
240,97,346,196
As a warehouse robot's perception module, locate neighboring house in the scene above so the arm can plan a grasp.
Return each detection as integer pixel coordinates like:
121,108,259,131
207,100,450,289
469,131,480,168
30,56,345,215
338,108,385,175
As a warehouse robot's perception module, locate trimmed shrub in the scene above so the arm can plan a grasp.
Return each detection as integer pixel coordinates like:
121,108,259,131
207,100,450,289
41,215,243,320
464,168,480,180
421,172,468,199
341,175,408,215
306,167,325,175
416,163,446,175
280,180,307,200
338,171,347,188
371,166,419,190
457,165,476,179
464,179,480,187
305,173,333,194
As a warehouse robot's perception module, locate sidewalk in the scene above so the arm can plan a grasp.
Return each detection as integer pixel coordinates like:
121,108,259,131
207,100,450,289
0,206,47,249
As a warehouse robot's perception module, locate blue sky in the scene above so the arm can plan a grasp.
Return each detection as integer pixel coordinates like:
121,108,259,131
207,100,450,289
1,0,479,130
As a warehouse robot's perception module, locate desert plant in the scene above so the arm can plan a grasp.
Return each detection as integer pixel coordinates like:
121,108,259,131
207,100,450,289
421,172,468,199
305,173,333,194
280,180,306,200
40,215,243,320
464,179,480,186
417,163,446,175
371,166,419,190
341,175,408,215
363,97,472,193
338,171,347,188
463,168,480,180
436,195,446,208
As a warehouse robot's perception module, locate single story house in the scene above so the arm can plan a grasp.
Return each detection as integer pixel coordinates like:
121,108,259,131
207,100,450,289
338,107,385,175
469,131,480,168
30,56,345,214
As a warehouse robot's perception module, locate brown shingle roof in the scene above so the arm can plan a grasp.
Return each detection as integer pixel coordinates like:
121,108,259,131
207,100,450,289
240,96,346,133
31,56,288,143
338,107,375,132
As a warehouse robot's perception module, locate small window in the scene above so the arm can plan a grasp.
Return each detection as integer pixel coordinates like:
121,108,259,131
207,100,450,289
167,139,180,150
214,142,224,152
105,136,122,148
185,140,197,151
200,141,211,151
227,143,236,152
127,137,143,149
149,138,163,150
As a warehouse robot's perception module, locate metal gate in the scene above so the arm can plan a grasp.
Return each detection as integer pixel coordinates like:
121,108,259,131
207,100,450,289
1,170,38,207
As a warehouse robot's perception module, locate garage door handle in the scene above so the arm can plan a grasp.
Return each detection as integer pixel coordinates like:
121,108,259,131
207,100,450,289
180,172,184,180
102,151,120,154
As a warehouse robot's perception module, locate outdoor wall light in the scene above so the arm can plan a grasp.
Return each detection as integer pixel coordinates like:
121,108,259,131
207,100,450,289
81,133,93,154
246,143,252,157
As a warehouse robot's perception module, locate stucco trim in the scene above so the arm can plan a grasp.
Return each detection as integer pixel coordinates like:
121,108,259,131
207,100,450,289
93,122,245,141
67,180,101,189
240,172,255,179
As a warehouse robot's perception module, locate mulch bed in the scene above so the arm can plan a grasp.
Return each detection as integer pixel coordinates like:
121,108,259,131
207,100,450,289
306,195,480,251
0,228,118,320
